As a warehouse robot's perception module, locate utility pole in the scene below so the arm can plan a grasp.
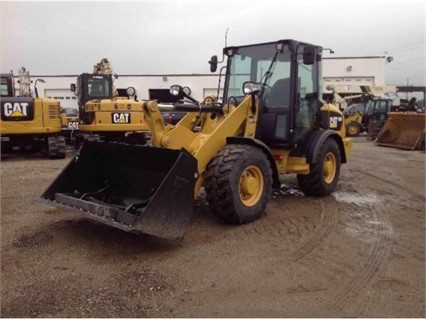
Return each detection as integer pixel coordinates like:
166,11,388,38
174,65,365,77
406,78,409,100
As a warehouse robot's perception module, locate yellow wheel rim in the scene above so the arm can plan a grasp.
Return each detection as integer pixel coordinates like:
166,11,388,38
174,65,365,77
323,152,337,184
348,125,358,134
239,165,264,207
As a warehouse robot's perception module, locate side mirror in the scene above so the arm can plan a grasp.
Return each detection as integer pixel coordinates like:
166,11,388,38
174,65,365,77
209,55,218,73
303,45,317,65
70,84,76,92
243,82,262,95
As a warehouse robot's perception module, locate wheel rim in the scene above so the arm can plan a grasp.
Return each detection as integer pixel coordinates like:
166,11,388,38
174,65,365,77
323,152,337,184
348,124,358,135
239,165,264,207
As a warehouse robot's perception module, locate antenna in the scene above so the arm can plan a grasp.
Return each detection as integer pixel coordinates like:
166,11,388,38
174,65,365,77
225,27,229,48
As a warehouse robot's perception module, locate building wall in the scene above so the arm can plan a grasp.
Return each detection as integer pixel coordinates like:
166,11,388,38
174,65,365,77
323,56,386,90
18,56,387,109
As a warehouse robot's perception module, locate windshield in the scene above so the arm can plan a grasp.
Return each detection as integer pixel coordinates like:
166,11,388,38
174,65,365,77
1,76,12,97
225,43,291,104
87,76,110,98
64,108,78,116
223,40,320,145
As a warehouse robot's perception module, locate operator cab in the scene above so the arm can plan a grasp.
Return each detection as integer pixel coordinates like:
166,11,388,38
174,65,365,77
220,39,322,148
71,73,113,124
0,73,15,97
363,98,393,123
363,98,393,137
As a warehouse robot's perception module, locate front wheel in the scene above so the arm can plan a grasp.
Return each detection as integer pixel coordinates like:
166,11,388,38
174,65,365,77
297,138,341,196
346,121,361,137
204,144,272,224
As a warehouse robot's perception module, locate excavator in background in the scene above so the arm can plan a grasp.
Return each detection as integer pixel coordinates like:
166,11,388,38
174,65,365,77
71,58,149,148
41,39,352,241
1,68,66,158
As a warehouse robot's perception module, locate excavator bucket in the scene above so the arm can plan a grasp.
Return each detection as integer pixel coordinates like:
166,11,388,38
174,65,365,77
375,113,426,150
40,140,197,241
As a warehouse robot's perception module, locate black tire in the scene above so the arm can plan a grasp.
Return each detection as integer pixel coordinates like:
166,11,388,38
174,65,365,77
204,144,272,224
297,138,341,196
346,121,361,137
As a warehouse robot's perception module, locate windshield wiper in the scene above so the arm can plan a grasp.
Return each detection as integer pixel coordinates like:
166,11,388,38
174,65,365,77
259,50,279,86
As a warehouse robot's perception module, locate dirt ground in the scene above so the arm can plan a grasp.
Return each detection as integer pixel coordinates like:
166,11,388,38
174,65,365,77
1,135,425,318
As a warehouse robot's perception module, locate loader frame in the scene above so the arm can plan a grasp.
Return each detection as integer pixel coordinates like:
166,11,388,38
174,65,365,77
40,39,352,240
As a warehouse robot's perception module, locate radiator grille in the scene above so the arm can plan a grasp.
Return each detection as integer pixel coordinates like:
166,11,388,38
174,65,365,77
49,105,60,119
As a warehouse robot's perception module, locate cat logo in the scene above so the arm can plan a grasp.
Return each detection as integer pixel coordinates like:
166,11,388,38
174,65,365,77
330,116,343,129
3,102,29,117
1,99,34,121
112,113,131,124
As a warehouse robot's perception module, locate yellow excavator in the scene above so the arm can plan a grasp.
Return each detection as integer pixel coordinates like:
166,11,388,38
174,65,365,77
71,58,149,148
41,39,352,241
1,68,66,158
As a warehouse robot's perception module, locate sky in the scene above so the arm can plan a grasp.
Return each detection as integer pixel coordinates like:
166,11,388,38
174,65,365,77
1,0,425,86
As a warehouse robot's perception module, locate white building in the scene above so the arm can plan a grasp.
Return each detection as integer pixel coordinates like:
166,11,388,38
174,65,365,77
18,56,388,109
323,56,387,89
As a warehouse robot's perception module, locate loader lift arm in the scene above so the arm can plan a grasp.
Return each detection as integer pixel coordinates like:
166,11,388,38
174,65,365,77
142,84,261,197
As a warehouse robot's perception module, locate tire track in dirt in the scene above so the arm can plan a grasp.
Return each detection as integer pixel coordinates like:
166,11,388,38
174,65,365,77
351,168,425,202
327,194,394,315
289,198,338,262
325,162,424,315
218,184,320,245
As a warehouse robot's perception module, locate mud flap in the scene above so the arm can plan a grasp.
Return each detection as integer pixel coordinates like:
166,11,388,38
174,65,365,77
375,113,426,150
40,140,197,241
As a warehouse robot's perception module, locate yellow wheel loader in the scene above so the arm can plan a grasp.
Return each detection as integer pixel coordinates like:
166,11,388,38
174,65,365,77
40,39,352,241
343,103,367,137
1,69,66,159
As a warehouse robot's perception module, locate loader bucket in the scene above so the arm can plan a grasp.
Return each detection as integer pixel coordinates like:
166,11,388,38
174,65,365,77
40,140,197,241
375,113,426,150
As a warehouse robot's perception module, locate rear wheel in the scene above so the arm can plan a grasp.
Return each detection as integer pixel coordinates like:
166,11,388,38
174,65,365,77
346,121,361,137
297,138,341,196
204,144,272,224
